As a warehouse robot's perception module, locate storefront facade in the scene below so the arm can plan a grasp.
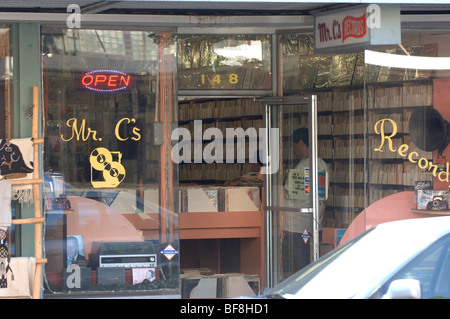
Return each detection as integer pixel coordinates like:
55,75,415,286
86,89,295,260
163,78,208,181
0,2,450,298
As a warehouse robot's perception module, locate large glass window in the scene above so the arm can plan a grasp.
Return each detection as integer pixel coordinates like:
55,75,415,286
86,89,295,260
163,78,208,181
355,30,450,242
42,27,179,296
273,29,450,287
280,30,450,235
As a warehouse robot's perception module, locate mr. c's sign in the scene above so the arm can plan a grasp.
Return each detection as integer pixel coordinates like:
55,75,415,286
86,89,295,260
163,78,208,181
314,4,401,53
78,69,133,92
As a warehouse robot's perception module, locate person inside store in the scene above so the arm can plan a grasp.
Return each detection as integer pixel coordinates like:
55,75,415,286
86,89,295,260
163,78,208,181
282,127,329,278
66,236,86,266
224,150,263,187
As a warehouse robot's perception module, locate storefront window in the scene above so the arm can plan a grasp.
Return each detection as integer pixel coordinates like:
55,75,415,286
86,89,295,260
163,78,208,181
42,27,179,295
275,30,450,285
356,31,450,240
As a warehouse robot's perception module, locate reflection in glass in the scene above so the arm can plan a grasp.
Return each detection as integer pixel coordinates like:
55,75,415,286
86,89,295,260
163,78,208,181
280,33,447,93
42,28,179,294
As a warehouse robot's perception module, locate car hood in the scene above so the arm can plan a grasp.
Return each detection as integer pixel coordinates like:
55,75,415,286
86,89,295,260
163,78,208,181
268,216,450,299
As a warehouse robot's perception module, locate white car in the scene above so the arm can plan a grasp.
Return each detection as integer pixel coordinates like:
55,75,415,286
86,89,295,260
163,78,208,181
264,216,450,299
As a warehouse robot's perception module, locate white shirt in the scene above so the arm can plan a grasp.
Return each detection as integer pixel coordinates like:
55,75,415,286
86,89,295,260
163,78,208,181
282,156,329,233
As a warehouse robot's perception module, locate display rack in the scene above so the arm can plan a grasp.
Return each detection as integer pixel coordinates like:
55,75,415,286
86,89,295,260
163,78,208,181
412,209,450,216
179,206,265,283
10,86,47,299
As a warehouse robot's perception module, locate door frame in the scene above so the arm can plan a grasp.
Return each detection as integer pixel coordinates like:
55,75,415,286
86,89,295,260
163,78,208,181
262,95,319,288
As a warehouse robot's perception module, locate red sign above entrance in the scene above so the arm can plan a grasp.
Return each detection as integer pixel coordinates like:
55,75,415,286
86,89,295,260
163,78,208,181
315,6,370,51
314,4,401,53
342,13,367,42
78,70,133,92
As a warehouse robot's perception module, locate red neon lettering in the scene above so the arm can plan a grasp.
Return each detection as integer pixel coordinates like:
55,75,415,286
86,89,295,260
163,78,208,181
120,75,130,87
108,74,118,87
81,74,94,86
95,74,107,86
81,70,132,92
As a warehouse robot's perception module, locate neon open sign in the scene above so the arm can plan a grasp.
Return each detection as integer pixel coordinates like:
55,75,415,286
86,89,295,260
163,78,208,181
79,70,132,92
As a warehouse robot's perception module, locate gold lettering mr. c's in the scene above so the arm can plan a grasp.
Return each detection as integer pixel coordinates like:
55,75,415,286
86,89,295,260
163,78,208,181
114,117,141,141
61,118,101,142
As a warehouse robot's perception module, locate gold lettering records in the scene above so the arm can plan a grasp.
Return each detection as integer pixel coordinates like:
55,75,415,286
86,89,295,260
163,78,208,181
60,117,140,188
374,118,450,185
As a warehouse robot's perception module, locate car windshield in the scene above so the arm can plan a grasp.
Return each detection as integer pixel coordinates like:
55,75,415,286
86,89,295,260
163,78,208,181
266,229,373,298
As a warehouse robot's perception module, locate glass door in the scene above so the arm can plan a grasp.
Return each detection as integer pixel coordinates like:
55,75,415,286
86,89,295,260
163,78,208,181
263,95,327,287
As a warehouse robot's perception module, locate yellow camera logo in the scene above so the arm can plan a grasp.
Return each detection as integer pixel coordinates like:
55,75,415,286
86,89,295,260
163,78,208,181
89,147,126,188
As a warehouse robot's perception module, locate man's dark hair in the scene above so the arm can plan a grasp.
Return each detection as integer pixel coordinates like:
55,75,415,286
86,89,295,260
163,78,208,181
293,127,309,147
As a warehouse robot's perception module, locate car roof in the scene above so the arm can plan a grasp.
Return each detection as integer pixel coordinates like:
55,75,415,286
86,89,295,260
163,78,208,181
371,216,450,242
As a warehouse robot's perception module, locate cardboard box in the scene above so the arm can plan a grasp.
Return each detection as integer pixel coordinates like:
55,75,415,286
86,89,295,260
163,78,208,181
181,187,224,212
181,276,219,298
226,187,260,211
220,274,260,298
181,273,260,298
177,186,262,212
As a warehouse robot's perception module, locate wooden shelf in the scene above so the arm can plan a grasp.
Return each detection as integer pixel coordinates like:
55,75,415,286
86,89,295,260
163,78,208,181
411,209,450,216
121,209,265,241
179,209,265,283
180,210,264,240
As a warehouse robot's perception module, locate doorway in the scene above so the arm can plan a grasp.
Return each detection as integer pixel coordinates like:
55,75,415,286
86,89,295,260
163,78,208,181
262,95,326,287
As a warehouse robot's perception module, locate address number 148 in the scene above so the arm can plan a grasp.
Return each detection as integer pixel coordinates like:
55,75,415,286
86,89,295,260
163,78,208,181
200,73,239,85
